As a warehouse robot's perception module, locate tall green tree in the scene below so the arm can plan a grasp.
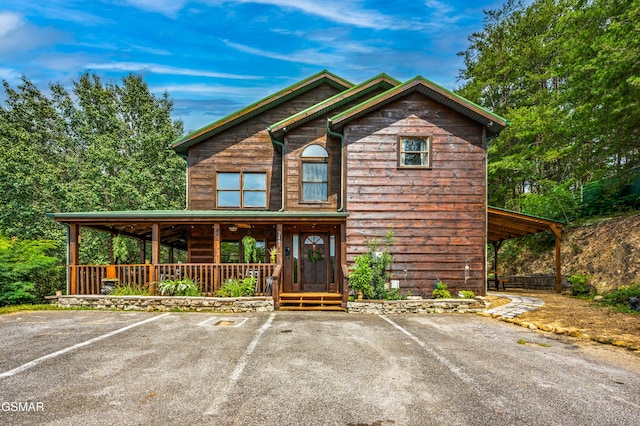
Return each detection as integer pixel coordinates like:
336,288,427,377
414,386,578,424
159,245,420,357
457,0,639,218
0,73,186,263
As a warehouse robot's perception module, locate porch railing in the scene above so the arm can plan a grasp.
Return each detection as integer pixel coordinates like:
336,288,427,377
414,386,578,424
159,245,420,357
69,263,278,296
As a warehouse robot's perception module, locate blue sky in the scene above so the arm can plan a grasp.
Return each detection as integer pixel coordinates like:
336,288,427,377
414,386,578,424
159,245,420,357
0,0,504,134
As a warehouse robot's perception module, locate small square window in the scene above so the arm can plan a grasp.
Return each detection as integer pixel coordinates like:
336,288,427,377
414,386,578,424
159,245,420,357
399,137,430,168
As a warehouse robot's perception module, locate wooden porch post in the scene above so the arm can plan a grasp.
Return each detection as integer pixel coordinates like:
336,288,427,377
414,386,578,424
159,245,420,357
213,223,221,290
274,223,283,309
550,224,563,293
276,223,283,264
109,233,115,264
69,223,79,295
150,223,161,286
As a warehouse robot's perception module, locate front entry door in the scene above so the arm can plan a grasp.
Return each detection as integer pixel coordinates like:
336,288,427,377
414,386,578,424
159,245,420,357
301,234,328,292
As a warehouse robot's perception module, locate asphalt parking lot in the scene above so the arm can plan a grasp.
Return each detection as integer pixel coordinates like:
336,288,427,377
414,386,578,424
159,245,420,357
1,310,639,425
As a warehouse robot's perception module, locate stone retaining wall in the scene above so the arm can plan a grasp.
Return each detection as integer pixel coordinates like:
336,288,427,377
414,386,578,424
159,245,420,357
347,297,489,314
56,295,488,314
56,295,273,312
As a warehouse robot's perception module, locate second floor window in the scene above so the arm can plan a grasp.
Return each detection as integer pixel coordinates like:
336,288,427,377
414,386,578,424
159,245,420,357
301,144,328,202
399,136,431,168
217,172,267,208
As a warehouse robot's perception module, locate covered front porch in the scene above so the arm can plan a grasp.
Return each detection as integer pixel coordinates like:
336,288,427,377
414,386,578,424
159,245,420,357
48,210,349,309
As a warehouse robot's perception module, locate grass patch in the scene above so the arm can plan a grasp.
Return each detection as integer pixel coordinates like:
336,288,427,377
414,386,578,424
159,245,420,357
0,304,96,315
0,304,58,315
517,338,552,348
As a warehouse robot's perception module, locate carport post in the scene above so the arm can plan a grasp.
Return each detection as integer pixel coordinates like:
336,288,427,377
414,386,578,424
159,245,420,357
550,224,562,293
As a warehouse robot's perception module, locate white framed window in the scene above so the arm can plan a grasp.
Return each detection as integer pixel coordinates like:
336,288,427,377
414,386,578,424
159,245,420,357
301,144,328,202
399,136,431,168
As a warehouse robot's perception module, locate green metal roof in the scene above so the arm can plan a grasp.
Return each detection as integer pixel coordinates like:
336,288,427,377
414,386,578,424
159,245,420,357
48,210,348,222
171,70,353,154
267,73,400,143
329,76,509,136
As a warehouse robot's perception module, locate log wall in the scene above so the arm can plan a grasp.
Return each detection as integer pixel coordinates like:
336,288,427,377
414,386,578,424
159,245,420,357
344,92,487,296
187,84,343,210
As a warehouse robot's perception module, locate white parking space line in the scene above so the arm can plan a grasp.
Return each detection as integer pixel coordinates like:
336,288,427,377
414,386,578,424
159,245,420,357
380,315,474,385
0,313,171,379
205,312,275,416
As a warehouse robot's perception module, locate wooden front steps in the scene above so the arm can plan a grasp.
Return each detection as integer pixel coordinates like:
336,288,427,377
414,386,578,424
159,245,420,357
278,292,344,311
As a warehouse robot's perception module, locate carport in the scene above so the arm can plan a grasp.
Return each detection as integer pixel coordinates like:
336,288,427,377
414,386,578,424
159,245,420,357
488,207,564,293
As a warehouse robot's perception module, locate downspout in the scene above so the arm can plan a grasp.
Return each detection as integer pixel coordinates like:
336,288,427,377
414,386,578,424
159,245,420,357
177,153,189,210
268,132,286,212
326,119,345,212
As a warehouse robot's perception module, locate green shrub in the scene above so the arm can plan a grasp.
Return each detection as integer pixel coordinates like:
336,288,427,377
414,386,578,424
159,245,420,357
348,253,375,298
432,281,452,299
382,287,405,300
459,290,475,299
349,230,396,299
568,273,592,296
112,284,150,296
0,236,61,306
158,278,200,296
215,277,255,297
598,283,640,313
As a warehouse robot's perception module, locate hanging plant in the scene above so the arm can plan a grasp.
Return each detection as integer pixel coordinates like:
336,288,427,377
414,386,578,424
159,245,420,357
242,235,257,263
307,246,322,263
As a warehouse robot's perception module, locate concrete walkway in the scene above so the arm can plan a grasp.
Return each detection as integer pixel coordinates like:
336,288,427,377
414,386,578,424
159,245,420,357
485,292,545,319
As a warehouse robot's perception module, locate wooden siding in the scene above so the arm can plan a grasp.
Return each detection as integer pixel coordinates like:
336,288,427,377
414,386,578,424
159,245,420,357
187,83,343,210
284,117,341,210
344,92,487,296
282,86,390,210
189,226,214,263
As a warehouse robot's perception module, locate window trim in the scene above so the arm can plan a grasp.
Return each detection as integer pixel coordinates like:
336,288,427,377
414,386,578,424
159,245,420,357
300,144,329,204
398,135,431,169
216,171,268,209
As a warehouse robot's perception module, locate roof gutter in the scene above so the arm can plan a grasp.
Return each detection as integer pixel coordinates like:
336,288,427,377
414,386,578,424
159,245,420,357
177,152,189,210
269,133,286,211
326,119,345,212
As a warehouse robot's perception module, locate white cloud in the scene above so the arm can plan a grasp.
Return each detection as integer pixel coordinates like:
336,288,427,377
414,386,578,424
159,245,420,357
85,62,263,80
216,0,419,30
0,67,20,82
0,11,23,37
0,12,63,56
124,0,188,17
223,40,342,66
424,0,461,25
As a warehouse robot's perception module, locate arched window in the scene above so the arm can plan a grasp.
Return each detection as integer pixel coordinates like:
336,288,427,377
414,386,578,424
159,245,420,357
301,144,328,202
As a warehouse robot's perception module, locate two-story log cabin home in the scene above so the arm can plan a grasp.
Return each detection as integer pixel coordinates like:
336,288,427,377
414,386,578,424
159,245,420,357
50,70,511,309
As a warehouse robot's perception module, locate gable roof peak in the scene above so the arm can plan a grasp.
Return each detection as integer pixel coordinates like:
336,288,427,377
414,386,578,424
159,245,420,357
329,75,509,136
172,70,353,154
268,73,401,142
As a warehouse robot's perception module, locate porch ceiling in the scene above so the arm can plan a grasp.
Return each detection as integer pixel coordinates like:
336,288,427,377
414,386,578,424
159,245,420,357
488,206,563,243
47,210,349,250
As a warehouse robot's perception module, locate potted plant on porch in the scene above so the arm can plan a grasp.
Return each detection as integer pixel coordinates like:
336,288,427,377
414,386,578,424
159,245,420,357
242,235,258,263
